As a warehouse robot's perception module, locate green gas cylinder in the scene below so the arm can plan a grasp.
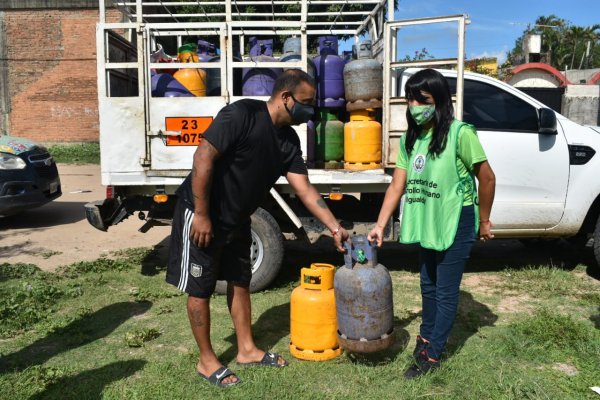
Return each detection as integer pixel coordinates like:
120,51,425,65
314,109,344,169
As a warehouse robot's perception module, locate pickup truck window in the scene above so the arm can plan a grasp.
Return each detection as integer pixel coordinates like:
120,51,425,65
447,78,539,133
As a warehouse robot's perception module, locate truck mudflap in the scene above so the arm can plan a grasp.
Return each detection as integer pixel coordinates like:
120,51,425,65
85,198,129,231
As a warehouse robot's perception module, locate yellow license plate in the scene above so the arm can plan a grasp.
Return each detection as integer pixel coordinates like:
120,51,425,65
165,117,213,146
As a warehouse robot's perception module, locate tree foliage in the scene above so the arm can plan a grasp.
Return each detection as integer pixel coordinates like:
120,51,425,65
507,15,600,70
172,1,398,53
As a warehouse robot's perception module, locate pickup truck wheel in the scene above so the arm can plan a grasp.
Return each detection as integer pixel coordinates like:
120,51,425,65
215,208,284,294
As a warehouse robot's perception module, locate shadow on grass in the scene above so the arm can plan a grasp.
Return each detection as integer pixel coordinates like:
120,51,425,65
446,290,498,357
0,301,152,373
592,307,600,330
346,311,419,366
139,237,170,276
29,360,147,400
273,238,598,289
220,302,290,365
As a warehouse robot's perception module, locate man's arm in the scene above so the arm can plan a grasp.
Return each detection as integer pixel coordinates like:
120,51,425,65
190,139,220,247
286,172,349,251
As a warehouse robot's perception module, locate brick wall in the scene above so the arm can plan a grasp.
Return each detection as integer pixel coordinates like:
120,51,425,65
3,7,122,143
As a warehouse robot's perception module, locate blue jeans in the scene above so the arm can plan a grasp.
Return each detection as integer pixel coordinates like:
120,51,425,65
419,206,475,360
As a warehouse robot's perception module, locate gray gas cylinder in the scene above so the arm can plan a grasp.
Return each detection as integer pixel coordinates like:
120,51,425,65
334,235,395,353
343,40,383,111
280,37,316,78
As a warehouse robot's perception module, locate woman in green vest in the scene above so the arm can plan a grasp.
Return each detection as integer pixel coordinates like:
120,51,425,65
368,69,496,379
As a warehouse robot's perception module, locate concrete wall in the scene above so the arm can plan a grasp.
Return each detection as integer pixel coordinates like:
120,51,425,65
562,85,600,126
0,4,123,142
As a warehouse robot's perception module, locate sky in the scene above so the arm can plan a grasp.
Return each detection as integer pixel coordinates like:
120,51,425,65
357,0,599,64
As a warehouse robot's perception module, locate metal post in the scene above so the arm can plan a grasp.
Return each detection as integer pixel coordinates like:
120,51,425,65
226,24,233,101
99,0,105,24
456,16,465,120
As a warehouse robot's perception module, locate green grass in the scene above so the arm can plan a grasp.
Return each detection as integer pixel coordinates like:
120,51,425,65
46,142,100,164
0,251,599,399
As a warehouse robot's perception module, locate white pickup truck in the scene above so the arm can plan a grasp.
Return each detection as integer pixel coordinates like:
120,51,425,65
86,2,600,292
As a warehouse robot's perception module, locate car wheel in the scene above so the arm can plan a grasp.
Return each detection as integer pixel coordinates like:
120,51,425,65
215,208,284,294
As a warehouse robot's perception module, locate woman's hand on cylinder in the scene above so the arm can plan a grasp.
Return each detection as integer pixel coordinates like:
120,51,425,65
367,226,384,247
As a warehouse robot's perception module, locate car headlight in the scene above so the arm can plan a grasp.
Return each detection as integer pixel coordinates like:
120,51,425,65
0,153,27,170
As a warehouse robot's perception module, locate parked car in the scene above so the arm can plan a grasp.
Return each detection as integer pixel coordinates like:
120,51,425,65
0,135,61,216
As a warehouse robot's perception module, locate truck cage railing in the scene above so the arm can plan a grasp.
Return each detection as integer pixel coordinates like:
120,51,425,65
100,0,393,39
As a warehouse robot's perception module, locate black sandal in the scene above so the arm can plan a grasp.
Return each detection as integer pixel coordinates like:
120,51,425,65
198,366,242,388
237,352,288,368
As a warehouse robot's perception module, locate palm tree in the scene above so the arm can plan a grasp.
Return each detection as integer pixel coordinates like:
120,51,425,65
532,15,565,66
564,26,586,70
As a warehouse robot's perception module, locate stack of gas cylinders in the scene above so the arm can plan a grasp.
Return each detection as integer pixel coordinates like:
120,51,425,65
150,36,384,170
311,38,383,170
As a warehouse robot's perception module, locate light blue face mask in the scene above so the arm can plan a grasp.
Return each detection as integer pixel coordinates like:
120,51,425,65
409,104,436,125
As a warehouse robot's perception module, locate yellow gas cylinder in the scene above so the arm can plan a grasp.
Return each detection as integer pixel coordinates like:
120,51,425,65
177,43,199,63
290,263,342,361
173,68,206,97
344,108,382,170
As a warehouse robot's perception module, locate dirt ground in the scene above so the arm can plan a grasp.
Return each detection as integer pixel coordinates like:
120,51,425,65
0,164,171,271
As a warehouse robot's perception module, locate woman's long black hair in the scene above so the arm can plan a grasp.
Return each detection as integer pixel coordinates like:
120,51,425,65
404,69,454,158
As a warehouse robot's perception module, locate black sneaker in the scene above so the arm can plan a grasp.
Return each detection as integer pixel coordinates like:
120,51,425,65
404,350,440,380
412,335,428,359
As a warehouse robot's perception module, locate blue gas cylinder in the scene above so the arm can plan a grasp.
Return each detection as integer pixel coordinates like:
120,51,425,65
242,38,282,96
313,36,345,108
334,235,395,353
151,73,194,97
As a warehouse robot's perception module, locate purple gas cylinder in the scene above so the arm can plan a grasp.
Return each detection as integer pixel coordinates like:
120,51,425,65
196,40,216,61
242,38,282,96
151,73,194,97
313,36,345,108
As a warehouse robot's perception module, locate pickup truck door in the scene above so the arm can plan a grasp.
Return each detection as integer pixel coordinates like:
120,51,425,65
447,76,569,230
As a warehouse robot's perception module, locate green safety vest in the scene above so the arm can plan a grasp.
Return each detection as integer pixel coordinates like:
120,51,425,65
400,120,479,251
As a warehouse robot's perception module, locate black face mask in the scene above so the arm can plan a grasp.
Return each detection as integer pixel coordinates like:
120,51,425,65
284,93,314,125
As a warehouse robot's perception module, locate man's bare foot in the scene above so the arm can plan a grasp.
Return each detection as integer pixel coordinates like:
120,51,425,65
236,350,287,367
197,359,239,385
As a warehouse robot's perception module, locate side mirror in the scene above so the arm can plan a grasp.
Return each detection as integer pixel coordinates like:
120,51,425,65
539,108,557,135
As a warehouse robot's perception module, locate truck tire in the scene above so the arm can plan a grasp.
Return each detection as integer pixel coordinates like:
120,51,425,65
215,208,284,294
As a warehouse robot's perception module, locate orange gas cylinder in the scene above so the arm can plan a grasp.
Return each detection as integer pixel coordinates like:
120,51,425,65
290,263,342,361
344,109,382,170
173,68,206,97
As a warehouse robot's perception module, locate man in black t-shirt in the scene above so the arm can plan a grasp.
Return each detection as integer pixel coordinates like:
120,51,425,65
166,70,350,388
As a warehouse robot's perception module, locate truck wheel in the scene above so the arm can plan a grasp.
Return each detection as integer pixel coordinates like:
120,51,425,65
215,208,284,294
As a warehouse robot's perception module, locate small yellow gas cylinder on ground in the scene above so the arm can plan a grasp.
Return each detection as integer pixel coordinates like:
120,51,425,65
290,263,342,361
